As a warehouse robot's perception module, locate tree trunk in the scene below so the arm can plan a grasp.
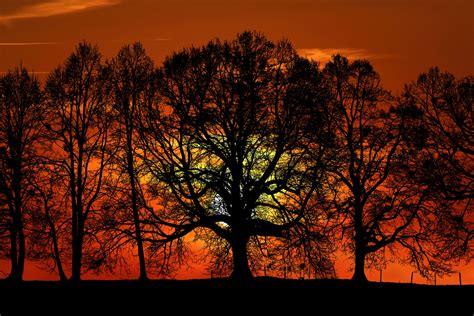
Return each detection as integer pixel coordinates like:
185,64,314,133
71,242,82,282
71,122,84,283
45,203,67,281
70,219,83,282
131,190,147,281
17,222,25,280
352,246,368,283
230,236,252,281
8,226,18,280
55,251,68,282
352,203,368,283
126,131,147,281
9,161,25,281
8,212,25,281
52,232,67,281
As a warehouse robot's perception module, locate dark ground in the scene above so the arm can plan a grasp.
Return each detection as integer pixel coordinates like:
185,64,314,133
0,278,472,315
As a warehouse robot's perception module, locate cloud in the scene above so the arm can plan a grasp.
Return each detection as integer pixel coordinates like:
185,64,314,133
297,48,389,64
0,0,120,23
0,42,57,46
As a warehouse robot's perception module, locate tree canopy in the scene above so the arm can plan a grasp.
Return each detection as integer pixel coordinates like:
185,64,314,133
0,32,471,283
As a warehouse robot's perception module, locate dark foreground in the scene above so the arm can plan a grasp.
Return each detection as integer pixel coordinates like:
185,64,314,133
1,278,472,315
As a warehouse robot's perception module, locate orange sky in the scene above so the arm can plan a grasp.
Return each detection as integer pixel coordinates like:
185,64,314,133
7,250,473,285
1,0,473,91
0,0,473,283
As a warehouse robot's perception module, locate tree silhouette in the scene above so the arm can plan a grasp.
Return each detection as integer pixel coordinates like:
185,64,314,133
28,164,69,281
321,55,468,282
105,42,156,281
324,55,436,282
44,42,111,281
322,55,399,282
0,32,471,284
0,66,44,281
403,68,473,201
401,68,473,259
139,32,332,279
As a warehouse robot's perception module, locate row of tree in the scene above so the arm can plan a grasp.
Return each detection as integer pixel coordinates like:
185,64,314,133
0,32,472,282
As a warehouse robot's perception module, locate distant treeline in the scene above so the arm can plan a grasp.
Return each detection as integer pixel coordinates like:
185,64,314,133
0,31,472,282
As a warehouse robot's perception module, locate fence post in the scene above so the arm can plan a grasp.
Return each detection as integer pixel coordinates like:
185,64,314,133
379,269,382,284
410,272,414,284
459,272,462,286
434,273,437,286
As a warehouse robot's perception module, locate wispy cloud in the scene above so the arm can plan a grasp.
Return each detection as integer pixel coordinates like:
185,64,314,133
0,0,120,23
297,48,390,64
0,42,57,46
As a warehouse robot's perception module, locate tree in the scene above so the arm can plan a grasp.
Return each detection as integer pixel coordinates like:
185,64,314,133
402,68,473,258
403,68,473,200
28,164,69,281
45,42,111,281
322,55,466,282
323,55,397,282
104,42,156,280
139,32,332,280
0,66,44,281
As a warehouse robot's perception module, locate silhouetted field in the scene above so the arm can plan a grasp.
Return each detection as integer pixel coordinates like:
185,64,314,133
0,278,472,315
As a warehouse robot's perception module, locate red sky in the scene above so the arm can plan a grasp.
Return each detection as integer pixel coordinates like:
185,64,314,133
1,0,473,91
0,0,473,282
8,253,472,285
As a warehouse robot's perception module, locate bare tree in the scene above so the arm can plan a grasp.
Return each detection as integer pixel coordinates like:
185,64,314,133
322,55,398,282
0,66,44,281
44,42,111,281
322,55,467,282
403,68,472,201
105,42,156,280
139,32,333,280
402,68,473,259
28,164,69,281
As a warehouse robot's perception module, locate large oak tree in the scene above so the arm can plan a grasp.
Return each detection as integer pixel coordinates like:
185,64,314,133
139,32,333,279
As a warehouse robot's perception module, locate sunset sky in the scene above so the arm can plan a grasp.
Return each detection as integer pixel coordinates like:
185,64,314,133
0,0,472,283
1,0,473,91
